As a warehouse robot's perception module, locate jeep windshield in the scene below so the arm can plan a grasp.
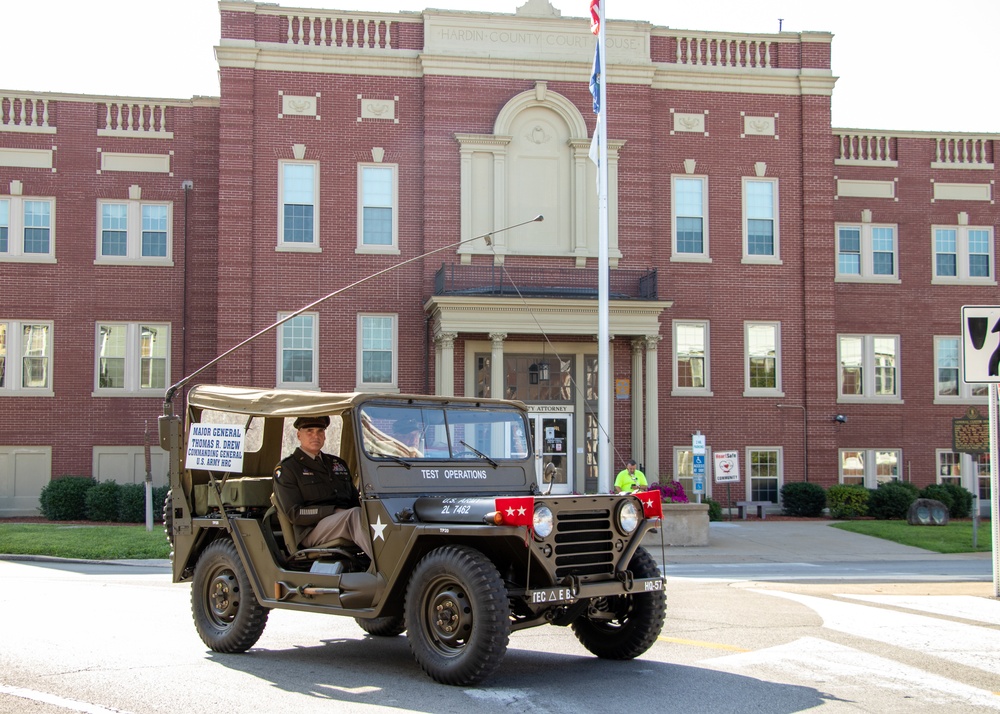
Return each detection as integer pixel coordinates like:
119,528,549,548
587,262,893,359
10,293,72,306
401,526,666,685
359,403,530,463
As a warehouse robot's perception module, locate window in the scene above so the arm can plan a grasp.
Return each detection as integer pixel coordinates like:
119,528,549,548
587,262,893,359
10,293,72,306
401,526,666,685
934,336,988,401
672,321,710,394
0,195,54,261
937,451,991,504
936,449,962,487
357,314,397,390
933,225,994,282
0,320,53,395
743,178,778,261
277,313,317,388
357,164,398,252
838,334,900,401
672,176,708,260
748,448,781,503
974,452,991,504
836,223,898,281
279,161,318,248
97,200,172,263
745,322,781,395
839,448,900,487
95,323,169,395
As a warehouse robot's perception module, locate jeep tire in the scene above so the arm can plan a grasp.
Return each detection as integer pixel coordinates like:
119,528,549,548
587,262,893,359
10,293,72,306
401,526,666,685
356,615,406,637
191,538,269,653
404,546,510,686
570,546,665,659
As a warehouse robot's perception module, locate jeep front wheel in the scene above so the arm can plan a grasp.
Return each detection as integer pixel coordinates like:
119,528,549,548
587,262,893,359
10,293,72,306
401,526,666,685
404,546,510,685
571,546,665,659
191,538,269,653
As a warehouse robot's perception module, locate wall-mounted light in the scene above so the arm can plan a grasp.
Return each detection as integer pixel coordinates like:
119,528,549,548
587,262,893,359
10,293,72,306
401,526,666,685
538,361,550,382
834,414,847,424
528,363,539,385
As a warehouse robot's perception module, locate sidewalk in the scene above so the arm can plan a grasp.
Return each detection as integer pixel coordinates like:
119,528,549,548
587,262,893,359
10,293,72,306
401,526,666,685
643,519,993,565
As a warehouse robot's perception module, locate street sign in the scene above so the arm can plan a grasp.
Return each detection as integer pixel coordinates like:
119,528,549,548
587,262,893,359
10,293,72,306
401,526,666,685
962,305,1000,384
713,451,740,483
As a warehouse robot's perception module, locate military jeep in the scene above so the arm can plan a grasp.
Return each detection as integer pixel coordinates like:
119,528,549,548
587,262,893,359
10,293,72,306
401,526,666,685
160,384,665,685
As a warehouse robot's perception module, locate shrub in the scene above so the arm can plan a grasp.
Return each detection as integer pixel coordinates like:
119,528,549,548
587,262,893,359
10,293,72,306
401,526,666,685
38,476,96,520
867,480,918,520
921,483,974,519
919,483,955,513
780,482,827,517
826,484,869,519
116,483,171,523
85,480,121,522
704,497,723,521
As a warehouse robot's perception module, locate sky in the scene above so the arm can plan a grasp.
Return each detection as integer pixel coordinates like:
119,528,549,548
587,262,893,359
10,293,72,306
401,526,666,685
1,0,996,133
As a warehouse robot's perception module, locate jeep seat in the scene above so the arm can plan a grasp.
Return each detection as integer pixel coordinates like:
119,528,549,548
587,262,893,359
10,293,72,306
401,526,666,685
268,494,363,568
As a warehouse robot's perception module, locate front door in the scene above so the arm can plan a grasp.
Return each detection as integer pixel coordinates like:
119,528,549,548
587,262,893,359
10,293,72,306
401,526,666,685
528,413,572,495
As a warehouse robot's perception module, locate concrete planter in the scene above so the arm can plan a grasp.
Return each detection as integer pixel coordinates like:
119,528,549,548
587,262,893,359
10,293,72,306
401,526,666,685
658,502,710,546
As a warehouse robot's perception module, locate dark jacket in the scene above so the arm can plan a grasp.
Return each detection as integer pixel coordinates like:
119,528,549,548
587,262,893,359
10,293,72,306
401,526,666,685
272,448,359,545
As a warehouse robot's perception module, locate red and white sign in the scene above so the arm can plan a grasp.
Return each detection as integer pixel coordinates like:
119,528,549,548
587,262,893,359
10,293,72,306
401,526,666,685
713,451,740,483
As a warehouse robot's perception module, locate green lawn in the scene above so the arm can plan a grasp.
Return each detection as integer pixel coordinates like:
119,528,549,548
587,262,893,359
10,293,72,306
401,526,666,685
831,520,994,554
0,524,171,560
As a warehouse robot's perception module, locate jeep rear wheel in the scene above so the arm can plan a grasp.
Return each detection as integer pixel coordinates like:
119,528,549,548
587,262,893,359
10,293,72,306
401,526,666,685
191,538,269,653
356,615,406,637
571,546,665,659
404,546,510,685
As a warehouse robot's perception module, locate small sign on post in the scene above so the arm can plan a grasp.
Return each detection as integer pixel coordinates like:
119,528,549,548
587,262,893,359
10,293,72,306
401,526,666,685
714,451,740,522
691,433,706,502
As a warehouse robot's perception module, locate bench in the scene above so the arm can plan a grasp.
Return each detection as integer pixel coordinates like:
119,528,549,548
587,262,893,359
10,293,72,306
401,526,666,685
736,501,770,520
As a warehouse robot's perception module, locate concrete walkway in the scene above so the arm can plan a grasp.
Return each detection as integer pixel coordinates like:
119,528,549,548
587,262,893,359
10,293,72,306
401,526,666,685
643,519,993,565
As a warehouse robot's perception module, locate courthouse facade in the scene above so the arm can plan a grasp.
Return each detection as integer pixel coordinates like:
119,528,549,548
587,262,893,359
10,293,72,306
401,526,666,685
1,0,996,514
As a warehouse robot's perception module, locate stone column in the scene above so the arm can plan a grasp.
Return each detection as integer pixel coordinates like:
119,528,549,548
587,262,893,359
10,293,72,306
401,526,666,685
490,332,507,399
436,332,457,397
644,335,662,480
631,339,645,466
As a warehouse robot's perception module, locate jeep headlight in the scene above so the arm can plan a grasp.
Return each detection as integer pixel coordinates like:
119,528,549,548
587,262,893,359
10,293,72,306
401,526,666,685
616,499,639,535
533,505,554,539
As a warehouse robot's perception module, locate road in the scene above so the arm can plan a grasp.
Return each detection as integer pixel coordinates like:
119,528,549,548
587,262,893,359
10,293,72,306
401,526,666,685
0,548,997,714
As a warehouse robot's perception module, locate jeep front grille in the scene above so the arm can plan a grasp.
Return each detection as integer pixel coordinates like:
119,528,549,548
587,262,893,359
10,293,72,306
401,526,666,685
553,509,614,578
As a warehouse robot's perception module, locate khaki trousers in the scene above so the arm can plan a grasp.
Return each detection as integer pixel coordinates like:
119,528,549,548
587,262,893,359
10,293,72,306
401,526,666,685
300,506,373,560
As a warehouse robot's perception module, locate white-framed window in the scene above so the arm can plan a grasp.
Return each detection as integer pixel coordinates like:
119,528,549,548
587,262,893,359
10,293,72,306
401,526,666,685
933,225,994,283
936,449,962,487
95,322,169,395
96,200,172,264
742,178,779,262
838,334,900,402
673,446,710,499
0,195,54,262
278,161,319,249
277,313,318,389
748,447,782,503
672,320,710,395
836,223,899,281
974,452,991,504
839,448,901,487
0,320,54,396
934,336,989,402
671,175,708,261
936,450,991,499
357,314,397,390
357,163,398,253
745,322,782,396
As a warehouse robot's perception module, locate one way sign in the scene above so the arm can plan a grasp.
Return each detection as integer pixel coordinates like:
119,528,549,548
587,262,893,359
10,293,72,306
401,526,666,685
962,305,1000,384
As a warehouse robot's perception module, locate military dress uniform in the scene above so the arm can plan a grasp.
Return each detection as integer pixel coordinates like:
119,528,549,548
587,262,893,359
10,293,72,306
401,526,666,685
272,447,373,560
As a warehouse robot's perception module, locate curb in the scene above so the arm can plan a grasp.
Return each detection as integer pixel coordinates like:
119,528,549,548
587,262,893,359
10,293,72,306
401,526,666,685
0,553,171,568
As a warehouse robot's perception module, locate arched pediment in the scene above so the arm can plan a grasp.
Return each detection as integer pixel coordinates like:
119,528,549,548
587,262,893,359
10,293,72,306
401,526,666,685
494,82,590,140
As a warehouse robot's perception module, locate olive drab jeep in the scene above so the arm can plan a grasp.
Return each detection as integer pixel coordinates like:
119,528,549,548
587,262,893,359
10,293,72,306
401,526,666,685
160,385,666,686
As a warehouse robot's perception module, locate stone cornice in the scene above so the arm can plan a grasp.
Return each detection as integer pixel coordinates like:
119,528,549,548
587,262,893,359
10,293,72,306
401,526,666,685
424,296,670,337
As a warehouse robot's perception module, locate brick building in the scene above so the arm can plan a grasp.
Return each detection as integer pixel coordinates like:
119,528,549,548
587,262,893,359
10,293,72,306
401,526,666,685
1,0,995,515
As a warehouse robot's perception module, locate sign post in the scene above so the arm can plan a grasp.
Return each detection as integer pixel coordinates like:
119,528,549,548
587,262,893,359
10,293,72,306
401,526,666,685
713,451,740,521
960,305,1000,597
692,432,706,504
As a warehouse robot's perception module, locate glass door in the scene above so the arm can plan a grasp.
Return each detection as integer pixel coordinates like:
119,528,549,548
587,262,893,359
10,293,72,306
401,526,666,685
529,413,572,495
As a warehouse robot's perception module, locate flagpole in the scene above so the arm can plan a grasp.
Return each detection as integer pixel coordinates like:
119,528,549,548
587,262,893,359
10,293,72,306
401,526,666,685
596,1,611,494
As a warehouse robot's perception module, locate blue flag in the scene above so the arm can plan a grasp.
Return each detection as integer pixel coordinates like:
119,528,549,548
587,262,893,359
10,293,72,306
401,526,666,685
590,44,600,115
